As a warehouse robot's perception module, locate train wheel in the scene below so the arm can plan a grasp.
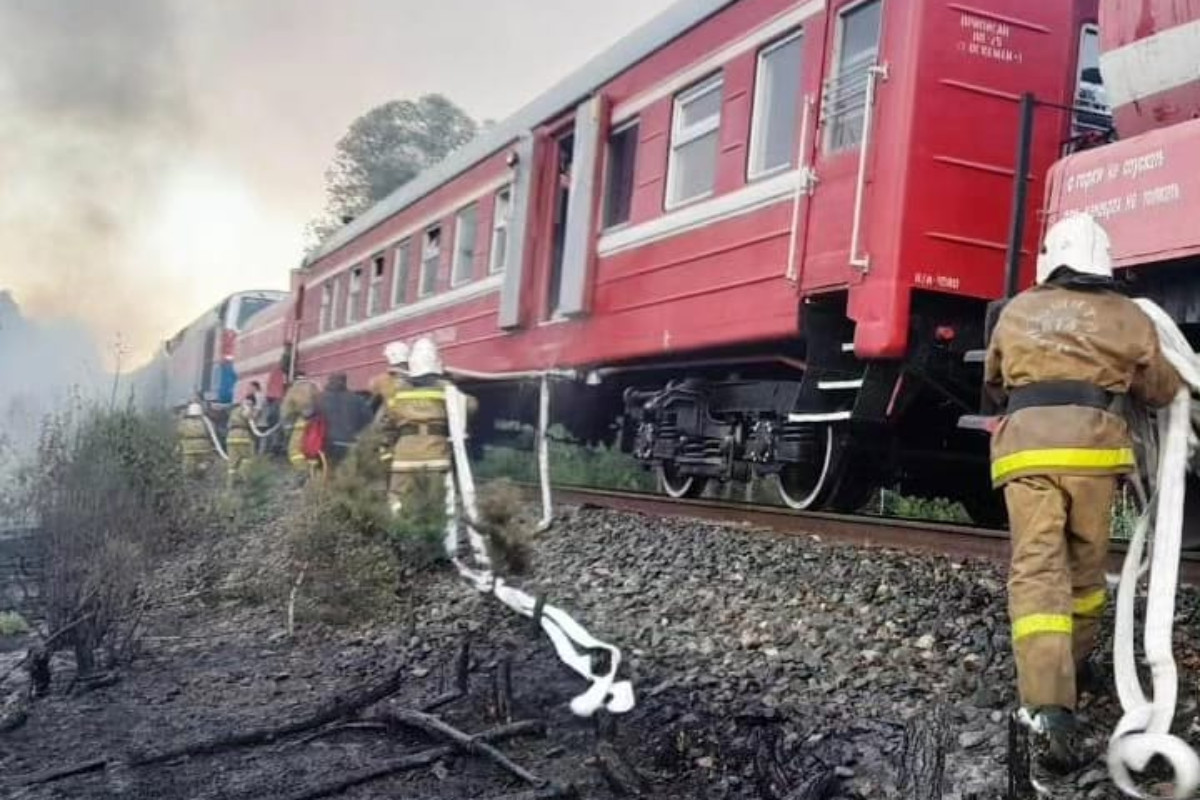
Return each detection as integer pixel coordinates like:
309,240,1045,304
775,425,836,510
659,462,708,499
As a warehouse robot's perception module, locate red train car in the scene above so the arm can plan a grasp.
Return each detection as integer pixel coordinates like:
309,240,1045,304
259,0,1105,519
233,297,296,403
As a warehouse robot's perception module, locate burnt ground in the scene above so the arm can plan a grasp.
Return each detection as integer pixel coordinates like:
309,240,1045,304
3,505,1200,799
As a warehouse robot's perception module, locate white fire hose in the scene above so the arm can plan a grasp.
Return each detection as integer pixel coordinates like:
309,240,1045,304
199,414,230,462
1107,299,1200,798
443,382,635,717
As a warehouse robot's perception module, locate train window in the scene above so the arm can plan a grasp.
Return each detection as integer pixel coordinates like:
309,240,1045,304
345,266,363,325
1073,24,1111,136
666,73,723,209
603,120,638,228
319,281,334,332
392,239,412,305
749,30,805,180
420,226,441,297
452,204,478,287
825,0,883,153
490,186,512,274
367,254,385,316
235,296,274,328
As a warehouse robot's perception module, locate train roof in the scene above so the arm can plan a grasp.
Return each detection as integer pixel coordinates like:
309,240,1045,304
303,0,739,267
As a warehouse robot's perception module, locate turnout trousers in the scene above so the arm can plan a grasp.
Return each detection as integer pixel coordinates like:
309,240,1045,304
1003,474,1116,710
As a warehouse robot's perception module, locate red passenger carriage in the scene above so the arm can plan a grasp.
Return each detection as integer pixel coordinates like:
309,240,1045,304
240,0,1112,520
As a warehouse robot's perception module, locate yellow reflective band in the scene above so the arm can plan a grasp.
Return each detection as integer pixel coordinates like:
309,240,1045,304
992,447,1135,483
1073,589,1107,617
1012,613,1073,641
289,453,308,463
394,389,446,401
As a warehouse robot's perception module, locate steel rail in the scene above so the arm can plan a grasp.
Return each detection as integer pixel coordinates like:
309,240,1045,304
540,485,1200,586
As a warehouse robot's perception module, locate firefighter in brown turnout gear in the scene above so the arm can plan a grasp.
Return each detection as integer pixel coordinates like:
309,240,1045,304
984,213,1182,772
281,375,320,474
384,337,476,517
369,341,411,478
225,395,256,485
178,402,216,478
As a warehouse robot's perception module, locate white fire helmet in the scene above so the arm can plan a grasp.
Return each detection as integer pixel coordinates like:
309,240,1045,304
408,337,443,378
384,340,410,368
186,402,203,418
1035,212,1113,284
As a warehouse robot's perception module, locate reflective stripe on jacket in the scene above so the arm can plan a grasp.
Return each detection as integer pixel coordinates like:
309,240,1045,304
984,283,1182,487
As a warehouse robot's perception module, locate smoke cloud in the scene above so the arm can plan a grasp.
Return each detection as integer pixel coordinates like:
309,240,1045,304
0,0,195,365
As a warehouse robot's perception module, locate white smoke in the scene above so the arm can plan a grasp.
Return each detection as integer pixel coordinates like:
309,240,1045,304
0,291,105,456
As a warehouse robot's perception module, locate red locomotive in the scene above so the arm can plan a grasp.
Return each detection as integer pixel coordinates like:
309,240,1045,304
237,0,1177,523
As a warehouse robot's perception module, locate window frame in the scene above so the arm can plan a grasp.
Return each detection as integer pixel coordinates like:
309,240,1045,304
748,29,805,182
419,225,442,298
665,73,724,211
345,265,363,325
824,0,884,154
489,185,512,274
451,203,479,287
366,253,385,317
319,281,334,333
603,118,639,229
392,239,412,306
1072,22,1110,136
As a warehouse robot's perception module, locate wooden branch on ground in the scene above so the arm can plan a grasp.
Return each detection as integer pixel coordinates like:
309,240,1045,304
19,758,109,787
420,638,471,712
276,720,544,800
385,708,546,786
131,662,408,766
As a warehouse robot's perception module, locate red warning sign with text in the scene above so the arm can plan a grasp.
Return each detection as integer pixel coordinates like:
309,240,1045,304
1044,116,1200,268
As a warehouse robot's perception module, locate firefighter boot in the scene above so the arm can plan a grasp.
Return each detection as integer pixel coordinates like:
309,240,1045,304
1024,706,1086,775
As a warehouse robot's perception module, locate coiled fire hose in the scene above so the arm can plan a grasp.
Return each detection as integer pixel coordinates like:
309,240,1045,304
443,381,635,717
1107,299,1200,798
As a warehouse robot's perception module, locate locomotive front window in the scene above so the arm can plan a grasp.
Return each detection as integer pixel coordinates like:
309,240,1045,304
490,186,511,274
452,204,478,287
234,296,273,329
420,226,441,298
393,239,412,305
826,0,883,153
345,266,363,325
749,30,805,180
666,73,723,209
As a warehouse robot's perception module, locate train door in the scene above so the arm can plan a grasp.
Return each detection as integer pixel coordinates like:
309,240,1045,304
546,130,574,319
800,0,887,289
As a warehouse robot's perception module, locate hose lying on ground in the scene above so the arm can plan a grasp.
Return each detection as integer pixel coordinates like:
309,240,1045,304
1107,299,1200,798
443,382,634,717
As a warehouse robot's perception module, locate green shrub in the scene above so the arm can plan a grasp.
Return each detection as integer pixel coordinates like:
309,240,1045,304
0,611,30,637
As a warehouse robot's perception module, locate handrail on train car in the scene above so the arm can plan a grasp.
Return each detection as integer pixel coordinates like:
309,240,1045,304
849,63,890,272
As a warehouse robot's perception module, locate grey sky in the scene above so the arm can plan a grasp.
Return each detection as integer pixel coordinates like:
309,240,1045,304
0,0,675,361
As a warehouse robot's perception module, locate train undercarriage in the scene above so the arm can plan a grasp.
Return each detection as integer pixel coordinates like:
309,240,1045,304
614,292,1006,524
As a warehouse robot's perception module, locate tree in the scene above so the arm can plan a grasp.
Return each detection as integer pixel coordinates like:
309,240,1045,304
307,94,478,250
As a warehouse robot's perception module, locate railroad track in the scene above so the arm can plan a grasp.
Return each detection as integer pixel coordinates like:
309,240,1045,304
542,485,1200,586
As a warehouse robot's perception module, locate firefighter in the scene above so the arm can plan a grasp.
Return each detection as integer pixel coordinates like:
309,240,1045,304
984,212,1182,772
178,402,216,478
280,374,320,475
225,395,256,485
317,372,371,466
369,341,411,473
385,337,476,518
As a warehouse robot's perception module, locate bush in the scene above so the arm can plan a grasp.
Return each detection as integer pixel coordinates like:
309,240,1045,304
476,478,535,575
28,405,189,674
0,611,30,637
